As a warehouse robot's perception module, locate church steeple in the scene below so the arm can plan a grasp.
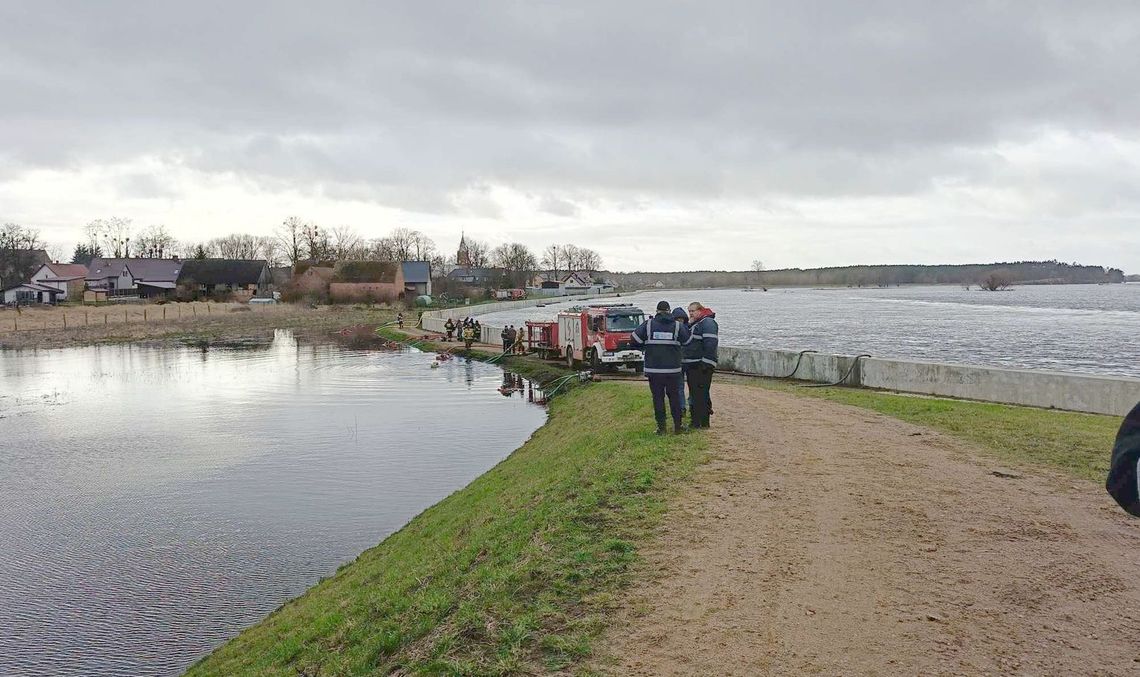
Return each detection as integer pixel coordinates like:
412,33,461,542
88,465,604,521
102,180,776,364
456,230,473,267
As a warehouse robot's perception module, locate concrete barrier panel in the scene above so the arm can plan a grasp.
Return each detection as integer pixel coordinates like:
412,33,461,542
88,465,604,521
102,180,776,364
861,357,1140,416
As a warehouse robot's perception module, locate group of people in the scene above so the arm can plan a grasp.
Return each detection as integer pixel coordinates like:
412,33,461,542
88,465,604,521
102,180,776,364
499,325,527,355
631,300,719,435
443,317,481,349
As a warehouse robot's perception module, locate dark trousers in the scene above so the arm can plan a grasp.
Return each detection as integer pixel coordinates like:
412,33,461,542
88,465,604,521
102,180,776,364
647,372,684,428
502,340,510,352
687,366,713,428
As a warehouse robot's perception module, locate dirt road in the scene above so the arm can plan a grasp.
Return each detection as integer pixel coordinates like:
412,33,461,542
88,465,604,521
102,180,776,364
599,384,1140,675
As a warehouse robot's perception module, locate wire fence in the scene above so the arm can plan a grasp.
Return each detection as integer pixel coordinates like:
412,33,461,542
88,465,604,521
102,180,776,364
0,302,295,333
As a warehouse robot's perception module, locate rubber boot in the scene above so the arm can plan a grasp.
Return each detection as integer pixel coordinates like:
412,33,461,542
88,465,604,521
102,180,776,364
674,422,687,435
656,425,667,436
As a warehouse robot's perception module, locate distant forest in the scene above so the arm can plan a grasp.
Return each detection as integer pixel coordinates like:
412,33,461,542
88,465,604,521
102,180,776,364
606,260,1125,290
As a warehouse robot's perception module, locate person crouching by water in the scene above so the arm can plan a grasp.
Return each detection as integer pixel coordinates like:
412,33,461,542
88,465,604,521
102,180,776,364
631,300,693,435
1107,401,1140,516
686,302,719,429
444,317,456,341
672,307,691,420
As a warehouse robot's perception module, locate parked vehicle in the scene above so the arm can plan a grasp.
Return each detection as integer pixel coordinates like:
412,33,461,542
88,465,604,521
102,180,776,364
494,288,527,300
527,303,645,371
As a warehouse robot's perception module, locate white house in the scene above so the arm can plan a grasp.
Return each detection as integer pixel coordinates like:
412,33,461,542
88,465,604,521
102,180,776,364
30,263,88,301
2,282,60,305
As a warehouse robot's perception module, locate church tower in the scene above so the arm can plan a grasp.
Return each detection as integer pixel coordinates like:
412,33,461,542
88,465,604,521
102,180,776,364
456,231,473,267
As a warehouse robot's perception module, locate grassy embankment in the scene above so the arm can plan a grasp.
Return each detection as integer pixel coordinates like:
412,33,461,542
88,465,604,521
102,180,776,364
748,379,1121,482
188,381,707,676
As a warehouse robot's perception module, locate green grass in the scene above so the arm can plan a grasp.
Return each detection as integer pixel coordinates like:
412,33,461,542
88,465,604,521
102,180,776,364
750,380,1120,481
186,383,706,676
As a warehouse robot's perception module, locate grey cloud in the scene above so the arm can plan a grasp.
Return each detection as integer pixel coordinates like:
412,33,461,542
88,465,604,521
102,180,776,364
2,1,1140,269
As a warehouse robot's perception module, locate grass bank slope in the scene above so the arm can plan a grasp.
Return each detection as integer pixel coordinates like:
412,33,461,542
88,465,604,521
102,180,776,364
187,382,706,676
751,380,1120,482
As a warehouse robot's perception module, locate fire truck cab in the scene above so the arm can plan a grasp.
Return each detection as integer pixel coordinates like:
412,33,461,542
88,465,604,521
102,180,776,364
557,303,646,371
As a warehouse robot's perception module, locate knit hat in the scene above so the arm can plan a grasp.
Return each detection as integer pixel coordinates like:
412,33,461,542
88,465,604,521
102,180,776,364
656,300,671,312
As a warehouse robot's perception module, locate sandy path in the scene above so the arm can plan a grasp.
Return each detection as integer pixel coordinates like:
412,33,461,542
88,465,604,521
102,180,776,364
599,384,1140,675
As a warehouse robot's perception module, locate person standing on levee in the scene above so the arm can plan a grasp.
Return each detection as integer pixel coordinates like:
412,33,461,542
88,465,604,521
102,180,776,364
686,302,719,429
631,300,693,435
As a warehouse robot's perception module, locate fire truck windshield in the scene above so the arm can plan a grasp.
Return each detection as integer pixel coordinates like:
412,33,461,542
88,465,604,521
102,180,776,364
606,313,644,331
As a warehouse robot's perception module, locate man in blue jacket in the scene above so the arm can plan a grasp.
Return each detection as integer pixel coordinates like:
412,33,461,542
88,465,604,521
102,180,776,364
631,300,693,435
686,302,719,429
1106,401,1140,516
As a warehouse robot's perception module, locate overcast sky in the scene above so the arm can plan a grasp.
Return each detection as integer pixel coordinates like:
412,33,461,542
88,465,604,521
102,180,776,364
2,2,1138,272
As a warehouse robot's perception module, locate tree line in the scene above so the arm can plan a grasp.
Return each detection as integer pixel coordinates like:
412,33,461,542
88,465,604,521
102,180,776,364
606,260,1126,289
4,217,605,291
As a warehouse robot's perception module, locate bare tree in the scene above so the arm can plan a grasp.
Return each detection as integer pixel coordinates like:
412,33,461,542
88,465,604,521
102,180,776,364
492,242,538,288
575,247,602,272
331,225,363,260
540,244,564,277
210,233,261,259
257,236,283,267
979,272,1013,291
411,231,437,261
301,222,331,261
87,217,133,257
751,259,765,287
0,223,45,287
385,227,418,262
367,236,397,262
136,225,178,258
277,216,306,265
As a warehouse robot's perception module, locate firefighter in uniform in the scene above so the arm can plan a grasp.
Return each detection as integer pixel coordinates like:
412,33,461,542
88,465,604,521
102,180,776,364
686,302,719,429
1107,401,1140,517
631,300,693,435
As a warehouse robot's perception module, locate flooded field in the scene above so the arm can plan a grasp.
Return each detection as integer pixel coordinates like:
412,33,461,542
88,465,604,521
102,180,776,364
0,332,547,676
479,284,1140,378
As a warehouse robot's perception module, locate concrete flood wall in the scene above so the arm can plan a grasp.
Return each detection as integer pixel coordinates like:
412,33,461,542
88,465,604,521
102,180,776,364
417,298,1140,417
718,346,1140,416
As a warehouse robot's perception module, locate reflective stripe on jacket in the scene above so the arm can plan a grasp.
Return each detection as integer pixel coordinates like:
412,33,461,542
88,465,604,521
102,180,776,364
631,312,692,374
689,315,719,367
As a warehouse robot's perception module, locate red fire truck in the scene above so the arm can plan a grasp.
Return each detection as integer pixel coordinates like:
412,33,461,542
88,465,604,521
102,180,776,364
525,303,646,371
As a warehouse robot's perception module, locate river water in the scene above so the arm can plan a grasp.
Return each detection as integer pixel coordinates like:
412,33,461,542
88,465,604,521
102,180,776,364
0,332,547,676
478,284,1140,378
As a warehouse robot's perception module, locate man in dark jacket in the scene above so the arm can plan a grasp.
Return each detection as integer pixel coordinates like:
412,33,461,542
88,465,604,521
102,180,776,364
672,307,690,418
1106,401,1140,516
501,326,511,352
631,301,693,435
686,302,719,429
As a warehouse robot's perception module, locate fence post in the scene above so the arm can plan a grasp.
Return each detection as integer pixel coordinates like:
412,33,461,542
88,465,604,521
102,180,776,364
125,310,128,323
63,314,67,330
85,311,89,326
144,309,147,322
163,307,166,320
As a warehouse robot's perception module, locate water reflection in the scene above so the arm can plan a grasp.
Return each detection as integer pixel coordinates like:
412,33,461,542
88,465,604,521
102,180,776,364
0,331,547,677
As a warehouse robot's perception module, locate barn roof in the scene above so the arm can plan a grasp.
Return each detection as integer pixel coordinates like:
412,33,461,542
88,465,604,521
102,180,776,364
177,259,268,286
401,261,431,284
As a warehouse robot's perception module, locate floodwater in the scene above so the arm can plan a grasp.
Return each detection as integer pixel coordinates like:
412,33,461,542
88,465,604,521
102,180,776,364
479,283,1140,378
0,332,547,677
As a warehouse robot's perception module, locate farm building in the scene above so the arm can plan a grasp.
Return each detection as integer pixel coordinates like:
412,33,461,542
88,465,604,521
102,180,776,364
177,259,270,300
29,263,88,301
2,282,61,305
